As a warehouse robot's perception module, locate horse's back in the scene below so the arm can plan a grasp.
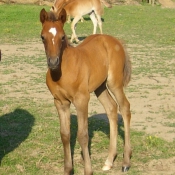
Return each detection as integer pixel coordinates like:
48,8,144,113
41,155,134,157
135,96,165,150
79,34,130,87
78,34,125,63
79,34,122,48
65,0,93,16
70,34,127,91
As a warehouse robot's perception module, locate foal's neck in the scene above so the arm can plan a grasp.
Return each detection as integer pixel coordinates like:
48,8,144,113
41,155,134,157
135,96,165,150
62,35,71,49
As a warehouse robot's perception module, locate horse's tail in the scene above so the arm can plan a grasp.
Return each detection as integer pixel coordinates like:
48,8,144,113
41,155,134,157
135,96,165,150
123,46,132,87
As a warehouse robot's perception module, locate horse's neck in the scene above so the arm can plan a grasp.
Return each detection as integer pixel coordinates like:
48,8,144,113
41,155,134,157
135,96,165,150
60,36,73,57
62,36,71,50
49,67,61,82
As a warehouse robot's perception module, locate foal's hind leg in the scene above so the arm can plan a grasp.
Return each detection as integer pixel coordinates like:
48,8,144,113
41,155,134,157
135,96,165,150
108,84,132,172
95,84,118,171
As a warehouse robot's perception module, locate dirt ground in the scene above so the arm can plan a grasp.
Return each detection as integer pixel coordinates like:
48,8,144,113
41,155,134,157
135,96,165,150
159,0,175,8
1,38,175,174
1,41,175,141
0,1,175,174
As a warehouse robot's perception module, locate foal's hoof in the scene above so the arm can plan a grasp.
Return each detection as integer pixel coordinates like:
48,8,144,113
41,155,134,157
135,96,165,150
122,166,130,172
102,165,112,171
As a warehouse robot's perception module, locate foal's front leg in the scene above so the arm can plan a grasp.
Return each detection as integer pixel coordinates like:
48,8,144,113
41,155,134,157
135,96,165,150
74,93,93,175
54,99,72,175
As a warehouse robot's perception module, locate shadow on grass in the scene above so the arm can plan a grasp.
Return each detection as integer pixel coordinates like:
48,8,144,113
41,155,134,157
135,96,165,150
0,108,35,165
68,17,104,22
83,17,104,22
70,113,124,162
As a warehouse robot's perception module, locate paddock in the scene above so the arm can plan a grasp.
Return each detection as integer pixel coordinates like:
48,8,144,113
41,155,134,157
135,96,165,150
0,4,175,174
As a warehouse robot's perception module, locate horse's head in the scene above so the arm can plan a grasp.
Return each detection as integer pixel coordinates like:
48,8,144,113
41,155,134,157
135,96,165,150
40,8,67,70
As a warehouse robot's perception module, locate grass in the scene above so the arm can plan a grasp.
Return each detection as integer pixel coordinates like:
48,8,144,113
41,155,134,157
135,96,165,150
0,3,175,175
1,4,175,45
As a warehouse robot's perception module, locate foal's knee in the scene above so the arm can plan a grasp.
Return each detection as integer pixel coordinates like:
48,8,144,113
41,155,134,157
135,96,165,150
106,103,118,118
60,130,70,143
77,130,89,146
120,99,131,117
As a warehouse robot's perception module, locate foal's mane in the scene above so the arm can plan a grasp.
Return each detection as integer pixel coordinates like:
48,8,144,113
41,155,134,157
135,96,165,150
46,11,59,22
45,11,72,47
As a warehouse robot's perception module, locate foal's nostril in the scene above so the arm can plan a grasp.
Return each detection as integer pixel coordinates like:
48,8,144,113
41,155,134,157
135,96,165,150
48,57,59,68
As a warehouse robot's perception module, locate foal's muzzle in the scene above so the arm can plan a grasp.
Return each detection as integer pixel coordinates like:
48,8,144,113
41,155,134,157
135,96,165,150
47,57,59,70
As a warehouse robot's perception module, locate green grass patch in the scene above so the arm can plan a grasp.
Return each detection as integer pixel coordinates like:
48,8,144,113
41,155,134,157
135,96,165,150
0,4,175,174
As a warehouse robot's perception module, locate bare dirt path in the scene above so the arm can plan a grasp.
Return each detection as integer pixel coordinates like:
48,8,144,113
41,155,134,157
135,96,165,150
159,0,175,8
1,42,175,141
1,41,175,174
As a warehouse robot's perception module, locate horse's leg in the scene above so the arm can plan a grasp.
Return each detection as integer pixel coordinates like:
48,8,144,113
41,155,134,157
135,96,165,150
95,83,118,171
89,12,97,34
73,93,92,175
94,13,103,34
67,15,71,23
54,99,72,175
80,17,84,22
70,16,81,43
107,84,132,172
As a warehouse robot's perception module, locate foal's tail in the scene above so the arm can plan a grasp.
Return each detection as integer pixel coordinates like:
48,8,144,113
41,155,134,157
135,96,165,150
123,45,132,87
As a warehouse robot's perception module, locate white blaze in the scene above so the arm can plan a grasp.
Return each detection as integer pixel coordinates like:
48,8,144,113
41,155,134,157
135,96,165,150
49,27,57,36
49,27,57,45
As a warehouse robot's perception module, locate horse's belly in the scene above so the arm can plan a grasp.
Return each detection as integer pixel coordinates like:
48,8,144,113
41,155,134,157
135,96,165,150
88,69,108,92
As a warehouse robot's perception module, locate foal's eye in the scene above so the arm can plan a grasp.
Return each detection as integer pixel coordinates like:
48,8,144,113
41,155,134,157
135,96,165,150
62,35,65,42
41,35,45,42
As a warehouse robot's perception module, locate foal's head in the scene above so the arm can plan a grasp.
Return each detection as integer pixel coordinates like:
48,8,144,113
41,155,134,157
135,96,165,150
40,8,67,70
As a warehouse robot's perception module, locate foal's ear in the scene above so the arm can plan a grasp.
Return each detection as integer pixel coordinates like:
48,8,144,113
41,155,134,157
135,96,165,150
57,8,67,24
40,8,48,24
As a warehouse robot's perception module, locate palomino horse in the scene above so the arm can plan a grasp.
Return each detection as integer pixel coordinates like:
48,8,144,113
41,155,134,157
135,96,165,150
51,0,112,43
40,8,132,175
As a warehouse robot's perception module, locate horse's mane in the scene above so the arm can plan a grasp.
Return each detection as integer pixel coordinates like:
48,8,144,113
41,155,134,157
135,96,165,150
47,11,59,22
44,10,72,48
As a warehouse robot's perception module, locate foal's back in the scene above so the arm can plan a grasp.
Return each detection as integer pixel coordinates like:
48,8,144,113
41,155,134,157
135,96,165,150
74,34,125,64
61,34,126,92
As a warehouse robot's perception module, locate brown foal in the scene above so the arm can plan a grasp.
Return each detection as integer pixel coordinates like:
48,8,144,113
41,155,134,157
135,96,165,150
40,8,132,175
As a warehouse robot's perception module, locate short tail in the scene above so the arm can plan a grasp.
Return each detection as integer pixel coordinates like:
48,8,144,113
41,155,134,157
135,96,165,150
101,0,112,8
123,46,132,87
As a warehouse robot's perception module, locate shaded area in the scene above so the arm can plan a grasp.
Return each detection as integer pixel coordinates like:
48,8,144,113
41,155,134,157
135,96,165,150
68,17,104,22
0,108,35,164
